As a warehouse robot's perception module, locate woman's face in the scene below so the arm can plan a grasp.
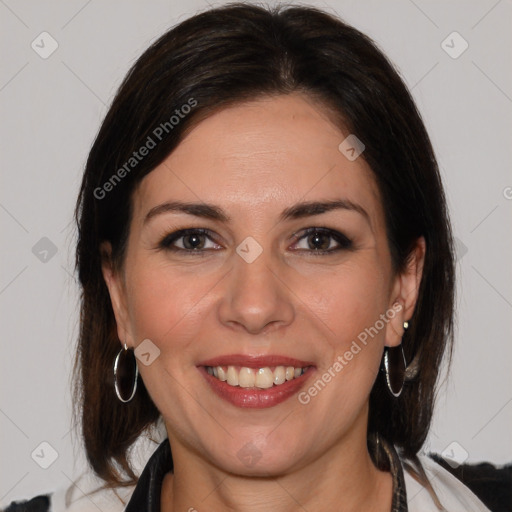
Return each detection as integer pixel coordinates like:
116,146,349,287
103,93,424,476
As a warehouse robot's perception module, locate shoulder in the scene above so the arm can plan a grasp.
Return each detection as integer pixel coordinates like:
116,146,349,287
426,453,512,512
2,425,167,512
3,494,51,512
3,473,134,512
404,452,511,512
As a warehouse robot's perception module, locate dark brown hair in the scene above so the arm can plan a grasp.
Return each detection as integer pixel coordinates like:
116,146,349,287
73,1,455,498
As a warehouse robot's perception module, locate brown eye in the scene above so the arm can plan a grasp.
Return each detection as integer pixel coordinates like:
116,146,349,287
159,229,220,252
181,233,206,250
306,232,331,251
293,228,353,254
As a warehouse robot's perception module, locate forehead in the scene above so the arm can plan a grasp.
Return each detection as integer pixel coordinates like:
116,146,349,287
134,93,384,229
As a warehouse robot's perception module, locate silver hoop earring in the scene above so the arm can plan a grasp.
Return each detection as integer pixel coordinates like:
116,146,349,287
383,321,408,398
113,343,138,403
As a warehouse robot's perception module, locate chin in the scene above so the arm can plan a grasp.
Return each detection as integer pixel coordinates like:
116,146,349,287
205,436,307,477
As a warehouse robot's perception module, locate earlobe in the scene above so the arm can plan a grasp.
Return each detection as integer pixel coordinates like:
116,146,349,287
397,236,426,319
384,236,426,348
100,241,131,346
384,301,406,348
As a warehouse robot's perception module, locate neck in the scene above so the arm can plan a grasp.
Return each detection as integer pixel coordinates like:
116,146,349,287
161,418,393,512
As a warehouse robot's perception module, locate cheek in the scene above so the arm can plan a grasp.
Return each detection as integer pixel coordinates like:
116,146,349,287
123,260,219,426
296,259,388,345
293,257,390,411
125,260,215,353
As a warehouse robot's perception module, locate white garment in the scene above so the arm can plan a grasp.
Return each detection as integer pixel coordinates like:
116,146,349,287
50,421,166,512
49,474,132,512
48,437,492,512
405,454,491,512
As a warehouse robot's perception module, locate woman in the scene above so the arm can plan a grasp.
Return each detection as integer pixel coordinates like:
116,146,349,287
5,3,492,511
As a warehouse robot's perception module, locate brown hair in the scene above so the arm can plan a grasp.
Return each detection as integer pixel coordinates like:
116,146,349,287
73,2,455,500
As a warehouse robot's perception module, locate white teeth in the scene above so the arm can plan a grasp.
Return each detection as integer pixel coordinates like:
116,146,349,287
217,366,227,381
207,365,306,388
255,368,274,389
227,366,239,386
273,366,286,385
239,367,255,388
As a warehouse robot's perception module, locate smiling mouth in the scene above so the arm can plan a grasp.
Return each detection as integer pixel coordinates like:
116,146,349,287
204,365,311,389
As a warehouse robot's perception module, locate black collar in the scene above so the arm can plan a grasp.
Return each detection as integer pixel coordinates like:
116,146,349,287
125,437,408,512
125,437,172,512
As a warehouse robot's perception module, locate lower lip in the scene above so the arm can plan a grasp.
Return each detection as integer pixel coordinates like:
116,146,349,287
199,367,315,408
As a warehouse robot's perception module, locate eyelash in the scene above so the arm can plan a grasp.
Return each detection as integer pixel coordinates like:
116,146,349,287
158,227,353,256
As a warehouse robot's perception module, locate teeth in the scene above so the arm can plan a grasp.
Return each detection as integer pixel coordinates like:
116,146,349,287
207,365,307,389
255,368,274,389
239,367,255,388
227,366,239,386
274,366,286,385
217,366,227,381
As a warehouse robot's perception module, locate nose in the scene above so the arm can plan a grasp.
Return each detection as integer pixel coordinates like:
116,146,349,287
217,245,295,335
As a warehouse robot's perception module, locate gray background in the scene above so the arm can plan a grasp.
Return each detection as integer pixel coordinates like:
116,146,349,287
1,0,511,505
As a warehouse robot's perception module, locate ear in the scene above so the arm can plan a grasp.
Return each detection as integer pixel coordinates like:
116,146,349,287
100,241,133,348
384,236,426,347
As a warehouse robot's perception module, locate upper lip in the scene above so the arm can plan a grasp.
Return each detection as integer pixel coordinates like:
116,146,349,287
197,354,315,369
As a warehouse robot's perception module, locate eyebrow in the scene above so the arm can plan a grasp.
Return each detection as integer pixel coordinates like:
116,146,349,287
144,199,371,226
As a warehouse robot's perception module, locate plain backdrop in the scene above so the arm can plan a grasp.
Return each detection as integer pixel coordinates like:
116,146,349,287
1,0,511,505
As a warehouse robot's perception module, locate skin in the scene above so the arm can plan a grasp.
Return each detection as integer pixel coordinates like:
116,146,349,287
102,92,425,512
